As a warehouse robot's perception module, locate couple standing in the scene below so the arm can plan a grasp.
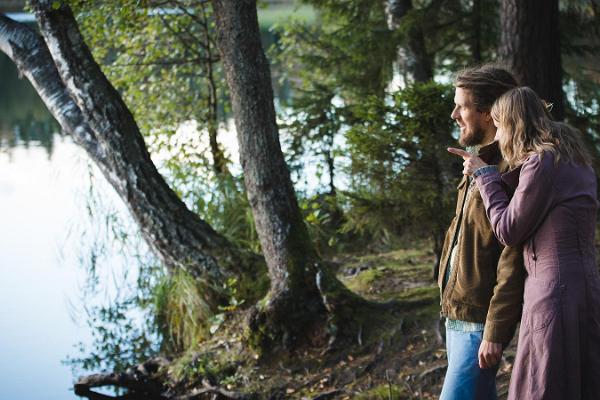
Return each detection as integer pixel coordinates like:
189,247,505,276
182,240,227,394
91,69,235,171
438,64,600,400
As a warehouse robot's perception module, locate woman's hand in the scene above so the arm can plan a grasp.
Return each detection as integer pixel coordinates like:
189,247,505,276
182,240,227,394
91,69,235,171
478,340,503,369
447,147,488,176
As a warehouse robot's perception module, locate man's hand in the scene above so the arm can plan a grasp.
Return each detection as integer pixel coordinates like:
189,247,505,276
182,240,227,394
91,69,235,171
447,147,488,176
478,340,503,369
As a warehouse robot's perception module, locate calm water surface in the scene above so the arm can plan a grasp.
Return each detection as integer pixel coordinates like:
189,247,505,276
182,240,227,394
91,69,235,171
0,51,135,399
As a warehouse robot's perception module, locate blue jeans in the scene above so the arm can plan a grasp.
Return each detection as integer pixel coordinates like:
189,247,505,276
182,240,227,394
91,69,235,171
440,329,499,400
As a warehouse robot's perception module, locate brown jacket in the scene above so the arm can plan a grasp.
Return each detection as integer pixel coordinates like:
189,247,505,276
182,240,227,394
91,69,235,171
438,141,525,344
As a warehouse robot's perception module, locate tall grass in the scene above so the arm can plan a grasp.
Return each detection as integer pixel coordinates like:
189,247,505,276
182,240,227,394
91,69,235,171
153,270,215,352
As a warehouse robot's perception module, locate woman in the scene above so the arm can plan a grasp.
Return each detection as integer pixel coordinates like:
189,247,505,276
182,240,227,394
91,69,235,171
448,86,600,399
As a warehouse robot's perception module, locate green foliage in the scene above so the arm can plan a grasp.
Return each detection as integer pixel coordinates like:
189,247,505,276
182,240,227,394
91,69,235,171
299,193,348,255
74,1,238,214
272,1,397,193
257,3,316,28
74,0,225,136
426,0,500,70
153,270,249,352
169,352,219,383
278,1,397,98
343,81,458,246
197,175,261,252
561,2,600,165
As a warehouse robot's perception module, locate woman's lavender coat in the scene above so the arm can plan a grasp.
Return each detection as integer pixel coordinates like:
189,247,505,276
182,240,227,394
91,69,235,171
476,151,600,400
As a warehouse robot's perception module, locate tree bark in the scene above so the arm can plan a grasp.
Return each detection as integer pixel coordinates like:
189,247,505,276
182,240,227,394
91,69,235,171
210,0,393,351
0,5,265,303
499,0,564,120
471,0,482,63
385,0,433,83
211,0,330,347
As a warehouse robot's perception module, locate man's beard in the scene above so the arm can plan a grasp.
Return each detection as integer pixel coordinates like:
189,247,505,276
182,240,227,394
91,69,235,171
459,125,487,147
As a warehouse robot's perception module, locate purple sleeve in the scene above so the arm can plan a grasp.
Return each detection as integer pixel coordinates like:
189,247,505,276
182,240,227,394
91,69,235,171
475,153,556,247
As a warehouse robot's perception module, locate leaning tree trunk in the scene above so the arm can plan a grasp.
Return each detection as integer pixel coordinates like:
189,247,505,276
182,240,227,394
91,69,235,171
499,0,564,120
385,0,433,83
0,5,266,304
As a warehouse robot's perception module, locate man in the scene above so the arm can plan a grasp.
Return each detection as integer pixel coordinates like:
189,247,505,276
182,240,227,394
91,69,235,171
438,64,525,400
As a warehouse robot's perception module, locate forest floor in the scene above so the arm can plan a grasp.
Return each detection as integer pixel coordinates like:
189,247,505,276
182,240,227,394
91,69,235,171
155,240,518,400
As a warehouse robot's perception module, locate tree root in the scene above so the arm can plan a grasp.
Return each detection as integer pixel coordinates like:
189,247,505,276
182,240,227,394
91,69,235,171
314,263,435,352
74,357,247,400
74,357,168,399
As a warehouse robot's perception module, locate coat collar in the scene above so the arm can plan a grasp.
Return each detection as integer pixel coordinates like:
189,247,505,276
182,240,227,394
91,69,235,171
501,166,522,191
477,141,503,165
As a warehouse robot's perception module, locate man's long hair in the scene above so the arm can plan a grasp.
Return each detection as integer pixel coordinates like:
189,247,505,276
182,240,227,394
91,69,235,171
491,86,591,168
455,64,518,112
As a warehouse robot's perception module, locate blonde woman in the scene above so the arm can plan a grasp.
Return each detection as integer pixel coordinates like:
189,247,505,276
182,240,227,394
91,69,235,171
448,86,600,399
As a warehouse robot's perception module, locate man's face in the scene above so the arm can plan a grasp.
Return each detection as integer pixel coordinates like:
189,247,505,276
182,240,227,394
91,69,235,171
451,87,491,147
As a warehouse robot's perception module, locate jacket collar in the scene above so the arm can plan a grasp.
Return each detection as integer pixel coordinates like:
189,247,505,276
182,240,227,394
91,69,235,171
477,141,503,165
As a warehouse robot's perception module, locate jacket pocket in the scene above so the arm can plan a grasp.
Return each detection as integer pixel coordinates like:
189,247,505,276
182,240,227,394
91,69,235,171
530,237,538,277
523,277,560,331
530,305,558,331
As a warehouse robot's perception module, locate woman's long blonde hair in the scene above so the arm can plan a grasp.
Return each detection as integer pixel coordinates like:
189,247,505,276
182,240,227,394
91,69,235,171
491,86,591,168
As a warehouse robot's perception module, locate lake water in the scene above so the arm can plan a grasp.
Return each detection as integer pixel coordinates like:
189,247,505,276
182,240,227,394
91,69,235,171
0,44,144,399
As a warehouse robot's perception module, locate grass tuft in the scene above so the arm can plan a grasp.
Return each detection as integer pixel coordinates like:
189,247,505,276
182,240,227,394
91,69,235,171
153,270,215,351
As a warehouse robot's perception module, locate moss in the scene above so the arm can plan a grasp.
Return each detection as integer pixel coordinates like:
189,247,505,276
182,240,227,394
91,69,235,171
169,351,219,383
168,327,249,387
354,383,407,399
342,268,383,293
395,286,439,302
244,317,270,356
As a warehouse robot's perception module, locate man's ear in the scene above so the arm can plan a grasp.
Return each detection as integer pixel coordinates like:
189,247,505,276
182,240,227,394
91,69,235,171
482,111,493,122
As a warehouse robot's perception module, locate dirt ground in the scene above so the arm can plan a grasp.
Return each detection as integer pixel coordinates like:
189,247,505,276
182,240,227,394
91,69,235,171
161,242,520,399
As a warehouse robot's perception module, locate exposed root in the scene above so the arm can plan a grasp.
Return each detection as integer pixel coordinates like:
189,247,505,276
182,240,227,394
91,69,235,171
74,358,169,399
74,357,248,400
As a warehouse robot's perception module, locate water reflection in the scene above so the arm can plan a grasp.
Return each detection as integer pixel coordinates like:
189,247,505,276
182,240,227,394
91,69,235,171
0,41,153,400
0,52,61,157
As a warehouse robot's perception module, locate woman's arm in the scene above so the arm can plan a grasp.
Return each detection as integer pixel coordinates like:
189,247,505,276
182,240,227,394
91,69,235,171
475,153,556,247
